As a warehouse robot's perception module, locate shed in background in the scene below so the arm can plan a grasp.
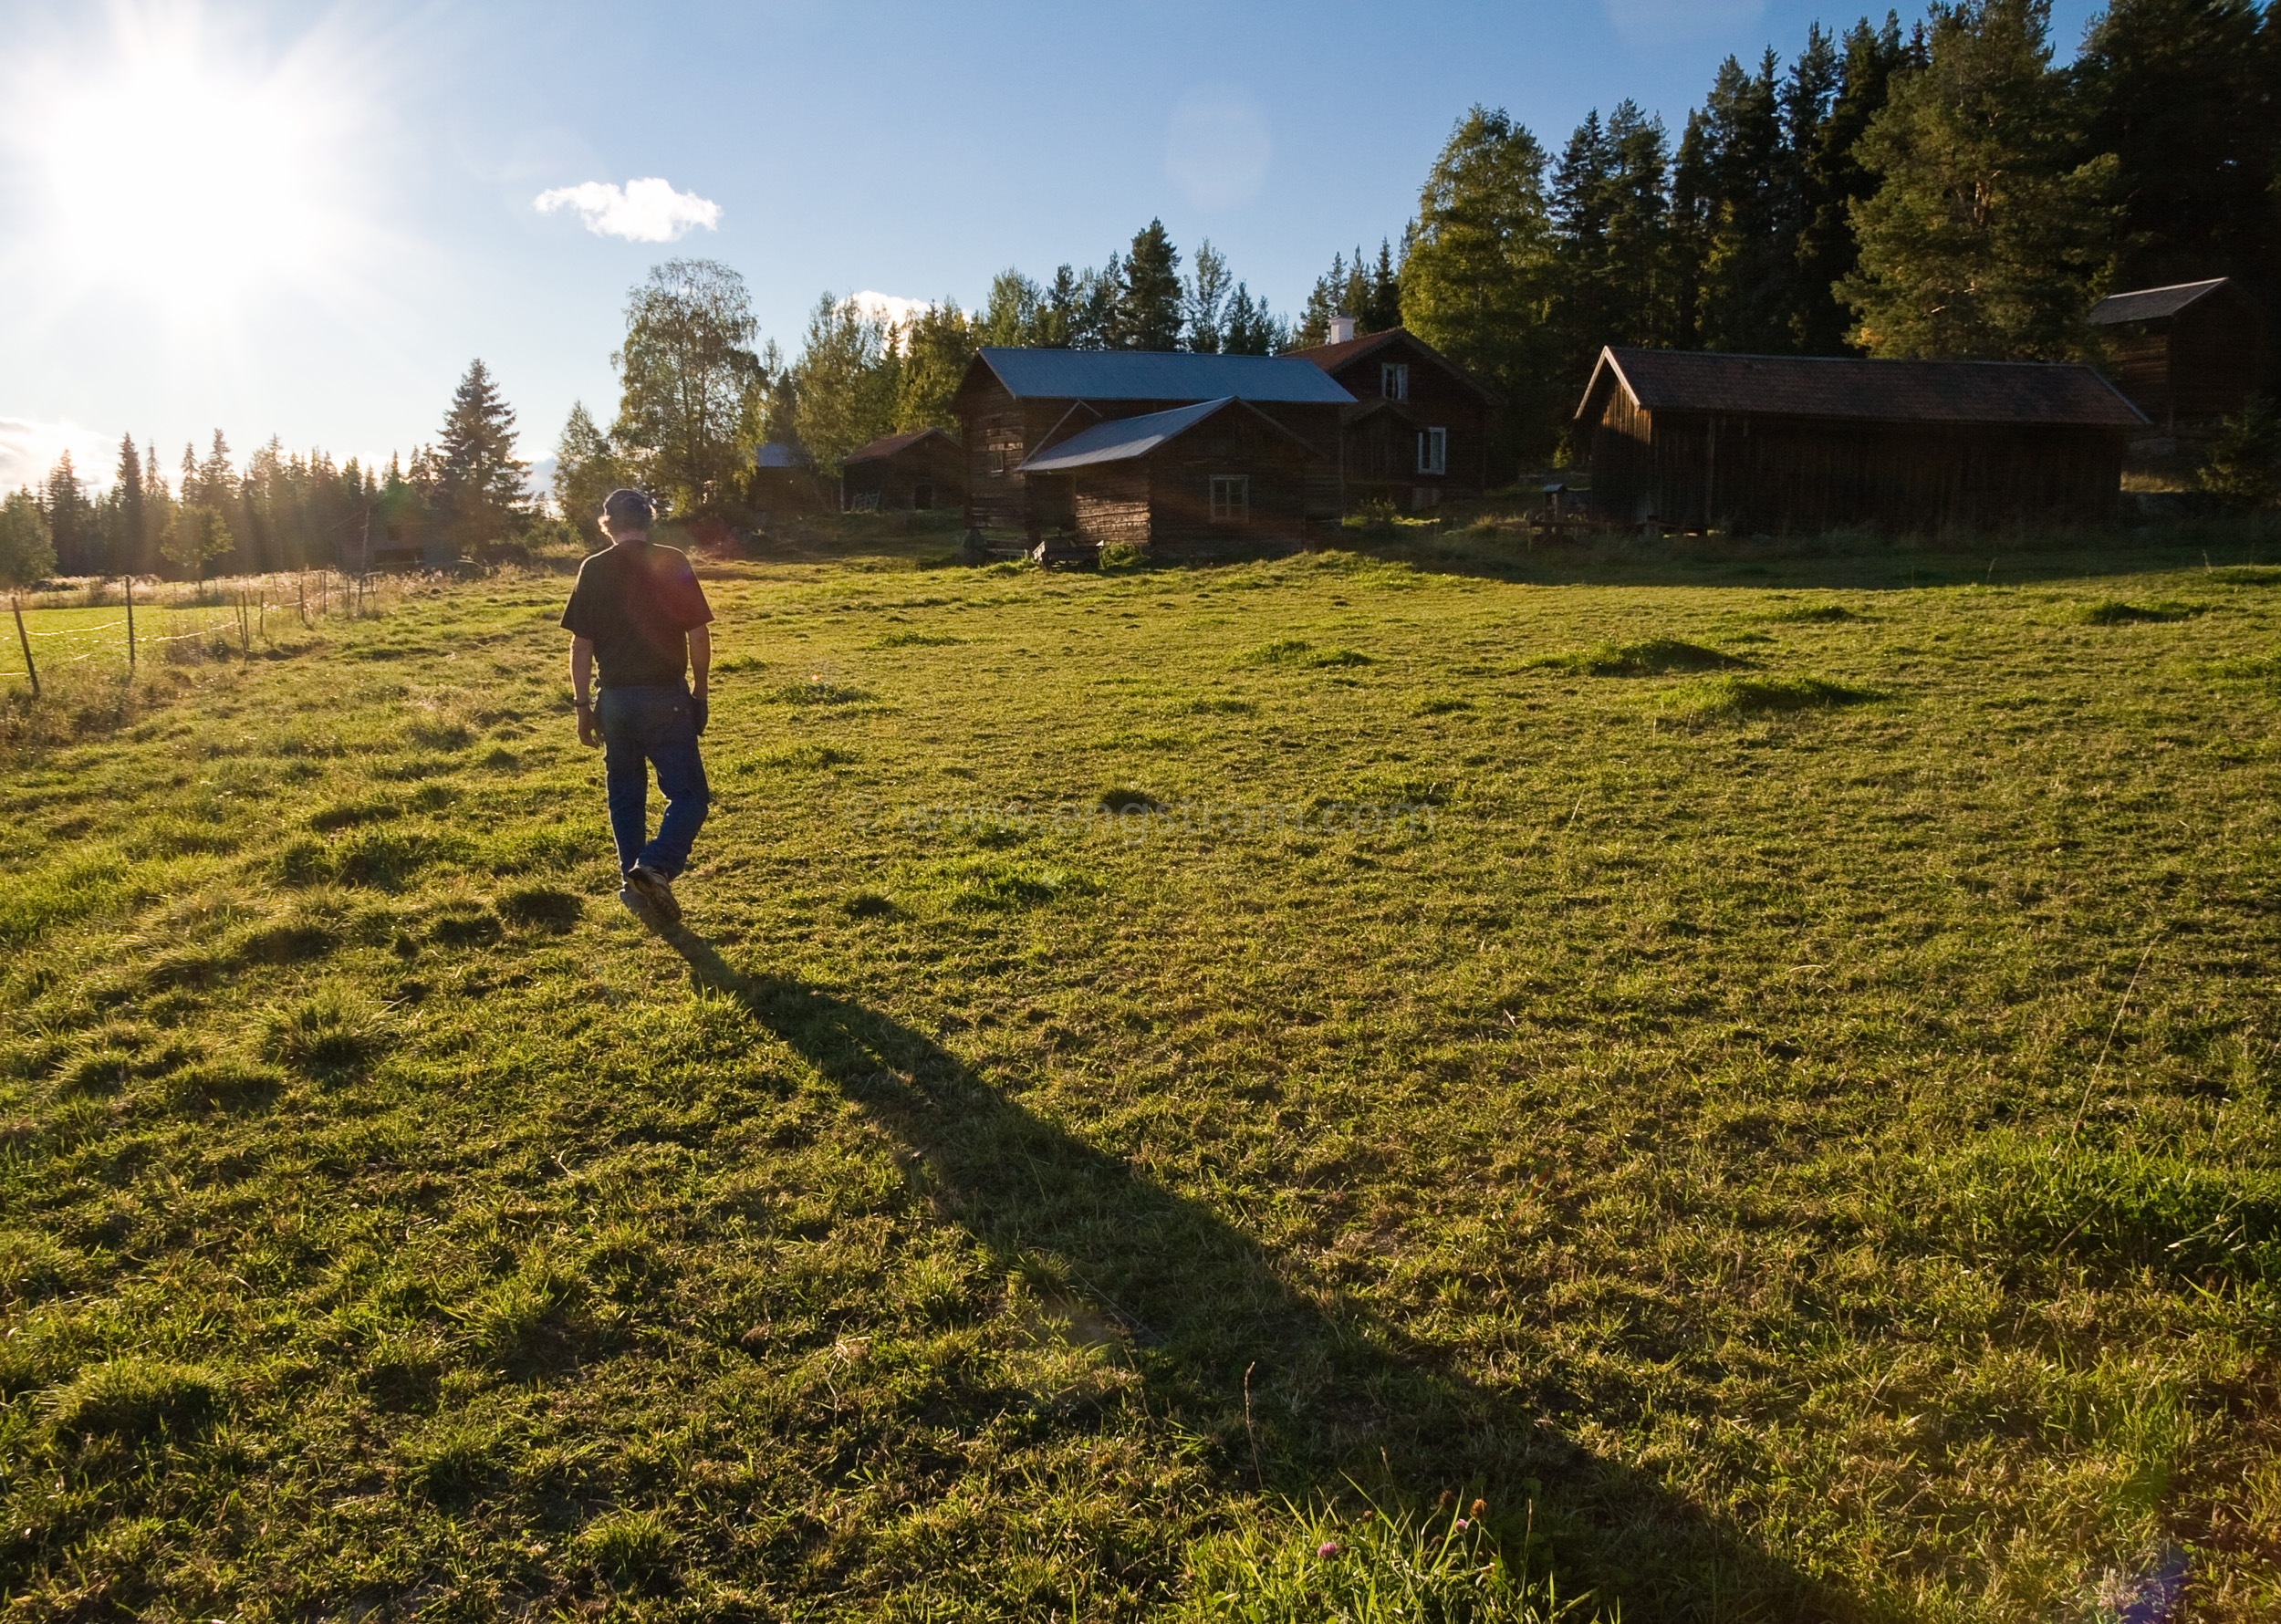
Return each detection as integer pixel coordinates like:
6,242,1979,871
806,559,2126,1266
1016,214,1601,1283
1576,348,2146,534
2087,278,2268,432
841,427,963,511
750,442,824,522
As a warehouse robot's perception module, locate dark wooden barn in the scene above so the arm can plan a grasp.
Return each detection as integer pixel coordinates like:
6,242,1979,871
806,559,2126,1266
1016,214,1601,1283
1576,348,2147,535
2087,278,2269,432
750,442,825,523
840,427,963,511
1014,397,1322,557
1291,319,1500,509
953,349,1354,534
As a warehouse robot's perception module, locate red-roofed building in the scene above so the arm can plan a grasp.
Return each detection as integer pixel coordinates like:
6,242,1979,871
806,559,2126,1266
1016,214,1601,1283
1289,321,1500,511
1575,347,2146,534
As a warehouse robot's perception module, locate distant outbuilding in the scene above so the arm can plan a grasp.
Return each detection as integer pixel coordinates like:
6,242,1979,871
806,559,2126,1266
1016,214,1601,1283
840,427,963,512
750,442,824,520
1576,347,2147,534
1014,396,1322,556
2087,277,2268,432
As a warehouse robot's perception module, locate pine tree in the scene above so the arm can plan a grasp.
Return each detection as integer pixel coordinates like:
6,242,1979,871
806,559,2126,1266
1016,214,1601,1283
1842,0,2119,359
1116,222,1184,350
1401,105,1558,457
433,359,531,551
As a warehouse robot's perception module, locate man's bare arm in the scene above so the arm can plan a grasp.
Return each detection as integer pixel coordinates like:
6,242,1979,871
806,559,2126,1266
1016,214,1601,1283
569,637,598,746
687,626,711,698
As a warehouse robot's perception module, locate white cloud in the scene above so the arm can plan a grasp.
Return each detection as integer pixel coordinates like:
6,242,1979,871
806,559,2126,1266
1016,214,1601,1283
534,177,721,242
1165,85,1272,213
850,291,930,338
0,418,120,493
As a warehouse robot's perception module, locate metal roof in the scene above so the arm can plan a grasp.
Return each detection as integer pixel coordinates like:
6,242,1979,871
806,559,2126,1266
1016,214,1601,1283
1016,399,1234,472
754,442,809,468
1578,347,2146,428
972,347,1355,404
2088,278,2236,326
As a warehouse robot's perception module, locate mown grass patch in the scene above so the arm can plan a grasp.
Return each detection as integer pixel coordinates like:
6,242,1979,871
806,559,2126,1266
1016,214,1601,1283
2080,599,2207,624
5,538,2281,1620
1529,637,1743,676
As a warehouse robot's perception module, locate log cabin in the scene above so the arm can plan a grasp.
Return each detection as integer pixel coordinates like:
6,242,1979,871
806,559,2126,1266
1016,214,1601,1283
1015,397,1321,557
2086,278,2268,432
1289,317,1500,509
840,427,964,511
1576,347,2146,534
953,349,1354,533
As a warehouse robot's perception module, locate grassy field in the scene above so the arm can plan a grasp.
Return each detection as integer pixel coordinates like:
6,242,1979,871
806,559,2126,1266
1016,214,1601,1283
3,522,2279,1620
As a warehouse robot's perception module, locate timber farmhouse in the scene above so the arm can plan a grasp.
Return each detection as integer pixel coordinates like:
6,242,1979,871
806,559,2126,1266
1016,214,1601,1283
954,349,1353,552
1576,347,2147,534
841,427,964,512
1289,317,1500,510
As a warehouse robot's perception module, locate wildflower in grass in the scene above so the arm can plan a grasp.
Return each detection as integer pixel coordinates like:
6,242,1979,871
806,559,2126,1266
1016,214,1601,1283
1471,1499,1487,1517
1317,1541,1343,1558
1453,1518,1470,1530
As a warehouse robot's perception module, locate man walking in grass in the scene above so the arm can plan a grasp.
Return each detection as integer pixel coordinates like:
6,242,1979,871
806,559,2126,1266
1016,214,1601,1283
563,488,713,924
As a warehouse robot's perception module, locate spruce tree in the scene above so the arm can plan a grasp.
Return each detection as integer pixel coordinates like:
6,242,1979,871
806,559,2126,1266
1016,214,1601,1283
433,359,531,550
1794,16,1912,354
114,436,146,575
1185,240,1234,353
1842,0,2119,359
895,300,978,431
1116,222,1184,350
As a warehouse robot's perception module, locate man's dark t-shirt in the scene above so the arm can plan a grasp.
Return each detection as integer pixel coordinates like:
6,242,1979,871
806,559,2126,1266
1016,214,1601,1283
560,542,714,690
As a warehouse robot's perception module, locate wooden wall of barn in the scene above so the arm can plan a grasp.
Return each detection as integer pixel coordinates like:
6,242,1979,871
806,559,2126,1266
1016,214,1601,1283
845,436,965,510
1071,466,1150,547
2170,294,2268,421
1589,401,2126,533
1325,338,1493,502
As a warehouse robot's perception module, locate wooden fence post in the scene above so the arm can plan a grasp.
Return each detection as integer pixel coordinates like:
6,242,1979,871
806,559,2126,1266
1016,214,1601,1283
124,576,136,671
11,593,36,698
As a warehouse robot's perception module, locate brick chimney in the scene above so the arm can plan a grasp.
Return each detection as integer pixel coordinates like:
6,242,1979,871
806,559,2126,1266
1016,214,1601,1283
1327,313,1357,344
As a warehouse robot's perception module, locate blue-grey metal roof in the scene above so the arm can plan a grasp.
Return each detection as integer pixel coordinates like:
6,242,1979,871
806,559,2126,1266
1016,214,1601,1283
754,442,808,468
1017,399,1235,472
975,347,1355,404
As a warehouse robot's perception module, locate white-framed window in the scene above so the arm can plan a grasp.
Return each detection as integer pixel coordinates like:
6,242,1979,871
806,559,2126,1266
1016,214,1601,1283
1381,362,1409,401
1417,426,1447,475
1209,474,1249,522
987,446,1005,476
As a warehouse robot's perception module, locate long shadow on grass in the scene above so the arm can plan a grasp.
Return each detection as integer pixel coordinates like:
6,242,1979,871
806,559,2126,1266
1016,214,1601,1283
654,920,1846,1621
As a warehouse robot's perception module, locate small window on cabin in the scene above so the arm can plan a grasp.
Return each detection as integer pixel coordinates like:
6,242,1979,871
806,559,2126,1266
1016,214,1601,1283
1209,474,1249,523
1382,362,1409,401
1417,426,1447,476
987,448,1005,476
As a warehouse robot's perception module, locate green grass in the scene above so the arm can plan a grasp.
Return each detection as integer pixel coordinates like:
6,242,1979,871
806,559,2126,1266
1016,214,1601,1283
3,535,2280,1619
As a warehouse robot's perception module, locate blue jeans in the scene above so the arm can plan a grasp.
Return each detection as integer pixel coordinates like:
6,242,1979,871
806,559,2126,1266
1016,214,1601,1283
599,684,709,880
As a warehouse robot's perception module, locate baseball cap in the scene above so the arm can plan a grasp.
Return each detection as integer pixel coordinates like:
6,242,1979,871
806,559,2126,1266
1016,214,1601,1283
602,488,656,528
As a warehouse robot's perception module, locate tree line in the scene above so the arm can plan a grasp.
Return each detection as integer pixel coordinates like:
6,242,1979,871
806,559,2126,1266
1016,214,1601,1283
4,360,534,582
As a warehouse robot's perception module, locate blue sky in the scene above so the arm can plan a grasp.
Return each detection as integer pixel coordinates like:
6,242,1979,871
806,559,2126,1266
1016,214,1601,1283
0,0,2106,492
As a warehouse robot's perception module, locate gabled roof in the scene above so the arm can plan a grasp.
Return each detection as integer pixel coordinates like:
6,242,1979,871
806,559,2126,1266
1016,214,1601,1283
1288,325,1502,405
963,348,1355,405
1576,347,2147,428
2088,278,2237,326
1016,397,1320,473
843,427,954,463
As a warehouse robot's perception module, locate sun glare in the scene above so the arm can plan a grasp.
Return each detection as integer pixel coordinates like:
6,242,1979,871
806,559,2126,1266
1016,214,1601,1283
14,6,370,328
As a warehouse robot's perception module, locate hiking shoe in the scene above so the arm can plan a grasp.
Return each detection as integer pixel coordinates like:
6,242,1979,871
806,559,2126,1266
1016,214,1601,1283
624,863,682,924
